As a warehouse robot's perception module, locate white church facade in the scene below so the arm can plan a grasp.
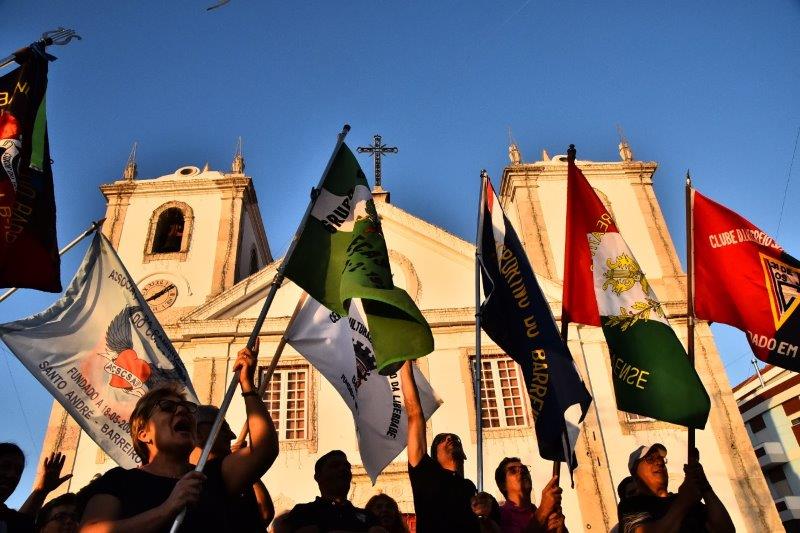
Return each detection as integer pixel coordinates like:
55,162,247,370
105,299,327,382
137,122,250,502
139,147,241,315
38,141,782,531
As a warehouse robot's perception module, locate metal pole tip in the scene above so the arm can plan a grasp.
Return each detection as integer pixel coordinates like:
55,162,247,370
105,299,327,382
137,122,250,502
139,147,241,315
567,144,576,163
342,124,351,132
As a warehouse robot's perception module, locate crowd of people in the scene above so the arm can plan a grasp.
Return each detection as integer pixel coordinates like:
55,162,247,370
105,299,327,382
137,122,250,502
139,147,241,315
1,345,736,532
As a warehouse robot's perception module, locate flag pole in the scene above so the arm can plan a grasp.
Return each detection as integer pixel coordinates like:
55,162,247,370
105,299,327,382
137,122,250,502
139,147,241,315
170,124,351,533
685,171,697,461
475,170,488,492
0,218,104,304
232,291,309,448
0,28,81,70
553,144,577,480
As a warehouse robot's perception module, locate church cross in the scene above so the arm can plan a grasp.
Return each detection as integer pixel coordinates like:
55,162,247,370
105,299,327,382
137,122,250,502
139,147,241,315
357,134,397,189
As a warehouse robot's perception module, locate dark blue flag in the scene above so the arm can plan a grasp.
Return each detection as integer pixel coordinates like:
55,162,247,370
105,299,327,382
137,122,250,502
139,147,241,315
478,178,592,475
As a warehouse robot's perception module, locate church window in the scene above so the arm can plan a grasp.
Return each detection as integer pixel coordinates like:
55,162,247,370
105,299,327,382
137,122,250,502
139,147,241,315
471,354,529,429
144,201,194,262
260,365,309,441
152,208,185,253
249,247,259,276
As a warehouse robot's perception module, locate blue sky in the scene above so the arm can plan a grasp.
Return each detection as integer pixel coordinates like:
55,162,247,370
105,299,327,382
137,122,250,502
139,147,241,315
2,0,799,507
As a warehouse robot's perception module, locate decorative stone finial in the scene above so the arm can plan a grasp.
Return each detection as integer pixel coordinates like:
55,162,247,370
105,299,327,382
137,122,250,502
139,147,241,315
123,142,137,180
232,137,245,174
541,149,550,161
507,128,522,165
617,125,634,162
202,162,210,172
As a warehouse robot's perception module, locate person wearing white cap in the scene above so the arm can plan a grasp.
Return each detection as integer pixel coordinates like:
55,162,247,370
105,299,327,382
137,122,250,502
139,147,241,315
617,443,734,533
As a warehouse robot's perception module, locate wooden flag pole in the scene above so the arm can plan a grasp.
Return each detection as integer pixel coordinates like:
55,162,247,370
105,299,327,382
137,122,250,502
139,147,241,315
685,172,697,461
474,170,488,492
0,218,105,304
170,124,351,533
232,292,308,448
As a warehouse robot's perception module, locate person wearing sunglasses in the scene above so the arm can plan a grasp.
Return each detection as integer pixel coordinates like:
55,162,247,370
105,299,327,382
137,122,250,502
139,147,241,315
493,457,566,533
401,361,490,533
80,342,278,532
618,443,734,533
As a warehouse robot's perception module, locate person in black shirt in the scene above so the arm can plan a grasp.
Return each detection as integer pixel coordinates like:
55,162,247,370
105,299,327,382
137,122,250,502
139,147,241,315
191,404,273,531
80,342,279,533
400,361,495,533
617,443,735,533
278,450,381,533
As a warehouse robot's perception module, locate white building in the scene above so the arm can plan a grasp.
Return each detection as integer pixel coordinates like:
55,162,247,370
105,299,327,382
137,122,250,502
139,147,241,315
39,141,781,531
735,364,800,531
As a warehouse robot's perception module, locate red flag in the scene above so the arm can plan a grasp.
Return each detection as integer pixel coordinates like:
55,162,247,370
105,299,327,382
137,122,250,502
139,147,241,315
562,160,619,326
693,190,800,370
0,53,60,291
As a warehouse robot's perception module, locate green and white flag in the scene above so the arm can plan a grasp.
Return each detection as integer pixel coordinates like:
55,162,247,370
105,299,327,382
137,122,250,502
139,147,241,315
284,143,433,374
563,161,710,429
592,233,710,428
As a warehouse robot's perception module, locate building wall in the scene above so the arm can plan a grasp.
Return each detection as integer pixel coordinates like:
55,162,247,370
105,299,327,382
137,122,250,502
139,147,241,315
736,365,800,525
45,151,782,531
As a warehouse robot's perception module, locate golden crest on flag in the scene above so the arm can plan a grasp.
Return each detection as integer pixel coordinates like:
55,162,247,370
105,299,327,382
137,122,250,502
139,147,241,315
602,253,649,295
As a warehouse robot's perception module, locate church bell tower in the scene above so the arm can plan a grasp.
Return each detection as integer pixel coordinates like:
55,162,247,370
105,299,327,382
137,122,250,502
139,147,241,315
99,141,272,323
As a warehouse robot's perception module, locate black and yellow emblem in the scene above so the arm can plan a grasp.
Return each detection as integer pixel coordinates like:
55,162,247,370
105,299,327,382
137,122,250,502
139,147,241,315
760,253,800,329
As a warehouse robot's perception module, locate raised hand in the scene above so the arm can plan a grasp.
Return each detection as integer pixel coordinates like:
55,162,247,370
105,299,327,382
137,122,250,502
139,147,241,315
235,338,260,393
535,475,563,526
471,491,495,518
34,452,72,494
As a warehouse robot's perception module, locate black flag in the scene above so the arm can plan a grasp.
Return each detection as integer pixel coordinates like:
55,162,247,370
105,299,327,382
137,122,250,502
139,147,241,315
0,50,60,291
478,178,591,475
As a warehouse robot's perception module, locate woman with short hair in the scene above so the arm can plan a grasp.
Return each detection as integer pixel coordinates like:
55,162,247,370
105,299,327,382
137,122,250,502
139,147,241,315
80,342,277,533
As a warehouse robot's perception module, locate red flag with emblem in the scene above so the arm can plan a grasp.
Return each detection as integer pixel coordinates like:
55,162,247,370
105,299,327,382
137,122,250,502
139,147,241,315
693,189,800,371
0,51,60,291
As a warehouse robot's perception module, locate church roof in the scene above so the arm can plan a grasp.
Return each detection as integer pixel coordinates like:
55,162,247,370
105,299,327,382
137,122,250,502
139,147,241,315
179,199,564,325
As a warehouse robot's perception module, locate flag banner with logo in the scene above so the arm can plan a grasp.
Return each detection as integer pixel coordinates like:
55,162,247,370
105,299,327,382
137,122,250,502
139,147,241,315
284,143,433,374
478,179,591,471
286,296,441,483
563,162,709,428
693,190,800,371
0,54,60,291
0,233,197,467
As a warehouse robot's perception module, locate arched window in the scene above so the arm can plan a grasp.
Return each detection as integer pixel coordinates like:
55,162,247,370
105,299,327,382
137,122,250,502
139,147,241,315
249,247,259,276
152,208,185,253
144,201,194,262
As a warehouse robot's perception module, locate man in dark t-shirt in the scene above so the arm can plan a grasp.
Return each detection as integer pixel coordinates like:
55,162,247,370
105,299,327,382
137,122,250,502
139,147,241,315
400,362,491,533
280,450,380,532
617,443,735,533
